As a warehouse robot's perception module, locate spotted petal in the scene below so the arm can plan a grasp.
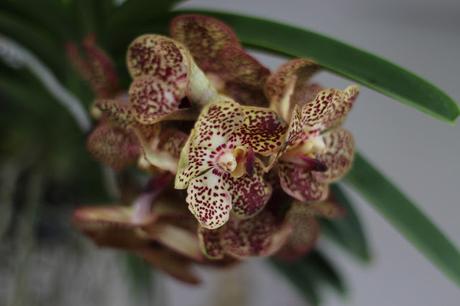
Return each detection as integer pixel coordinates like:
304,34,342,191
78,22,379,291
87,122,140,171
95,98,135,127
198,226,225,259
186,170,232,229
323,85,359,129
229,161,272,219
284,88,340,151
265,59,320,121
314,128,355,183
127,34,190,81
220,212,289,258
239,106,287,155
170,14,240,72
279,162,329,202
66,35,119,98
192,99,243,147
82,35,119,97
128,75,186,125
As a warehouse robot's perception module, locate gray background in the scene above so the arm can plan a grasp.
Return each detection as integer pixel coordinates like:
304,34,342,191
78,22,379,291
165,0,460,305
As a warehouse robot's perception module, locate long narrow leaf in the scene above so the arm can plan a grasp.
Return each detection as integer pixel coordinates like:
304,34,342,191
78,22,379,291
345,152,460,287
0,0,69,40
175,10,459,124
321,184,371,262
108,0,183,34
0,12,66,77
270,259,320,306
302,251,347,296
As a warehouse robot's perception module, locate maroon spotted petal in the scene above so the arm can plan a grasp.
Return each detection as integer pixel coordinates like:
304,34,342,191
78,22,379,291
186,170,232,229
126,34,190,81
170,14,241,72
198,226,225,259
95,98,135,127
323,85,359,130
239,106,287,155
220,212,290,258
128,75,185,125
192,99,243,147
314,128,355,183
278,162,329,202
82,35,119,97
284,88,340,151
229,161,272,219
66,35,119,98
86,122,140,171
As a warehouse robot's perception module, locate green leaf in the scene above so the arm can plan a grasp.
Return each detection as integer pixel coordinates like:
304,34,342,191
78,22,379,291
270,258,320,306
106,1,184,55
345,152,460,287
108,0,183,33
175,10,459,124
301,251,347,296
71,0,99,37
122,254,153,302
0,0,69,40
321,184,372,262
0,11,66,77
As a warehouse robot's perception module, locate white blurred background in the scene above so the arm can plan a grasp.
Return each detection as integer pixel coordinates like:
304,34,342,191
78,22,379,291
164,0,460,305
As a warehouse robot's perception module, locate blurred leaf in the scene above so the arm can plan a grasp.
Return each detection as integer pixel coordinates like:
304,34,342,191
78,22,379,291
302,251,347,296
108,0,183,34
176,10,459,124
321,184,371,262
270,258,320,306
71,0,99,37
123,254,153,301
0,11,66,77
345,152,460,287
0,0,69,40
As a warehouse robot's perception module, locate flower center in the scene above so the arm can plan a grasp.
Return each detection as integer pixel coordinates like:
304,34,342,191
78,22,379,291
282,135,326,162
217,151,237,173
300,136,326,156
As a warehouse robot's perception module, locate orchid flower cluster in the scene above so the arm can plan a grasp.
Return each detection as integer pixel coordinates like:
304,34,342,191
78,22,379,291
72,14,359,284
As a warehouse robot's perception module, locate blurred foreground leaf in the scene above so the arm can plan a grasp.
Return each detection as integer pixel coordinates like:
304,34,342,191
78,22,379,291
270,250,346,305
346,153,460,287
321,184,371,262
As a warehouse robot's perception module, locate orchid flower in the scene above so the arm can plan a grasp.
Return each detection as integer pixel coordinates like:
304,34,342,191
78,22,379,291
266,59,359,202
84,35,201,173
170,14,270,107
175,98,287,229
